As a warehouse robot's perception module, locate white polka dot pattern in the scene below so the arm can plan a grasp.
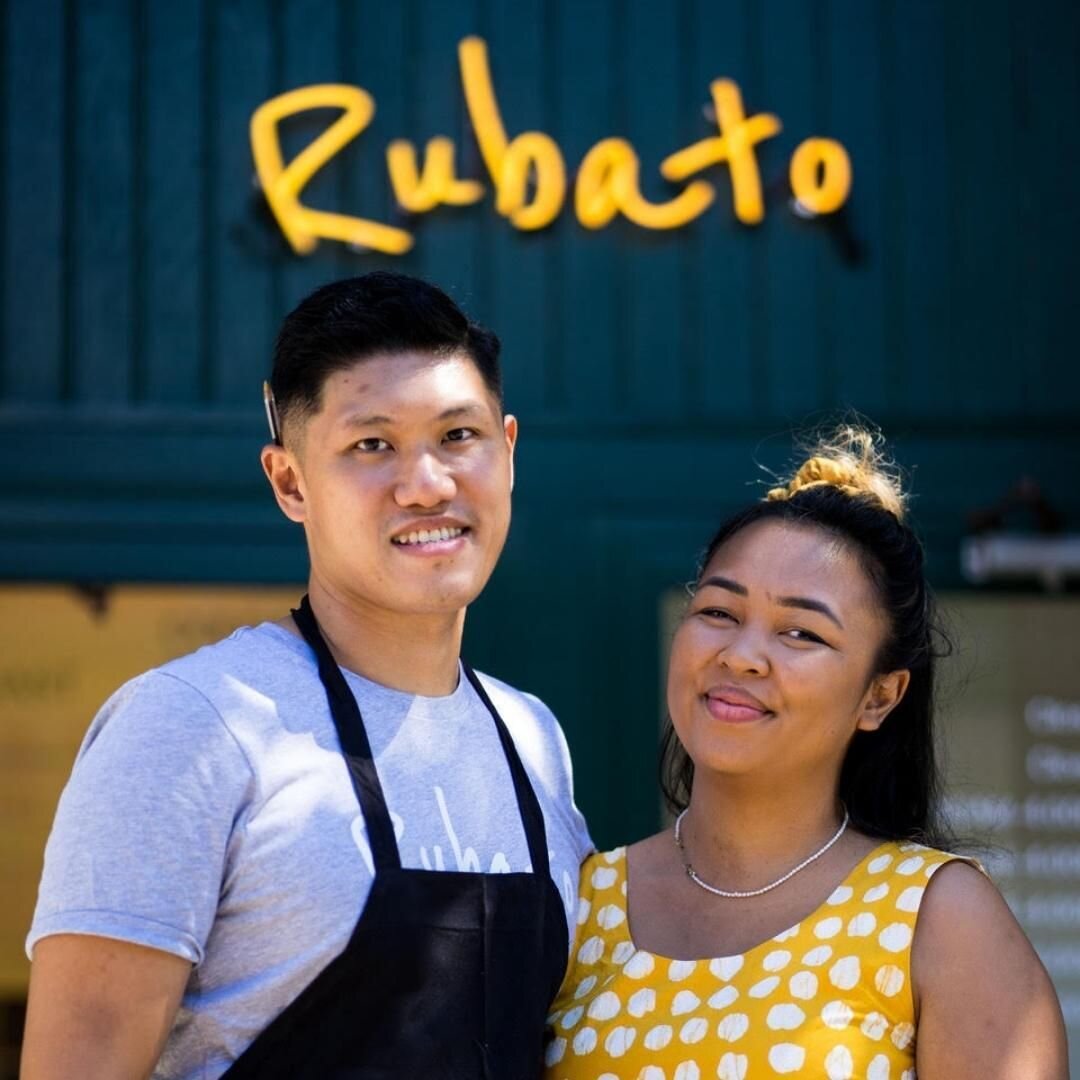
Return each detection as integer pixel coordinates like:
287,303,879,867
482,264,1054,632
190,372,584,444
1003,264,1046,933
868,1053,891,1080
768,1042,806,1072
801,944,833,966
789,970,818,1000
543,842,977,1080
766,1003,806,1030
707,985,739,1010
671,990,700,1016
826,1044,854,1078
644,1023,673,1050
763,949,791,972
718,1052,748,1080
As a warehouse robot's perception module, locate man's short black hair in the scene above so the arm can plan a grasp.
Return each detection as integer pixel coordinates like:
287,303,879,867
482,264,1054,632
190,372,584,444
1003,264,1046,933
269,272,502,443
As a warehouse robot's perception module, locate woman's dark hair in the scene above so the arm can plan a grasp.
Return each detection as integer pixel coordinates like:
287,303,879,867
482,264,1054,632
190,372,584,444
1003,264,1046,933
660,426,954,848
270,271,502,444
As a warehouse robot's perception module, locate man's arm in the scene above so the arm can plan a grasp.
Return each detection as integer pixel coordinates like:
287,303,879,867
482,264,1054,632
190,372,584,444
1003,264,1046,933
22,935,192,1080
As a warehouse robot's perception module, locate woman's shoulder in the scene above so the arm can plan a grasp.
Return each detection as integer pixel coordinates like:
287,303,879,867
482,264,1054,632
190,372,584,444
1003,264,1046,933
846,836,983,886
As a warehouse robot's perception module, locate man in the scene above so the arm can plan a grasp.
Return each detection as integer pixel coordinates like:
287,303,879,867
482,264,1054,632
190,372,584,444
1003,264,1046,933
22,272,592,1078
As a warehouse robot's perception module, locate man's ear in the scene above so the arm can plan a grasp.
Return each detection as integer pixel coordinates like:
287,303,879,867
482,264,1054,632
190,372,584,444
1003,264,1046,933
856,669,911,733
261,443,307,523
503,414,518,492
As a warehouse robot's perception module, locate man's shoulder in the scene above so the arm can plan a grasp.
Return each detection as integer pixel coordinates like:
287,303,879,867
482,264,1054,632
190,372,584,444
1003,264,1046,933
471,669,560,732
84,622,318,750
154,621,314,696
470,670,571,774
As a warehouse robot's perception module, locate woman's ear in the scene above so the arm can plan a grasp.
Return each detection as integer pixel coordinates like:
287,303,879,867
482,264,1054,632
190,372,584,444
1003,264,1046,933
856,669,911,733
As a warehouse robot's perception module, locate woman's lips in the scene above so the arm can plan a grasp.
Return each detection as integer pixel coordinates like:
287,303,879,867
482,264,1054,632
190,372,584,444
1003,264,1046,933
704,695,771,724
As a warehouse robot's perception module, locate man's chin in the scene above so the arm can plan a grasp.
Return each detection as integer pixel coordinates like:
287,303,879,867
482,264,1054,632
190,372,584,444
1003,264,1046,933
384,576,489,617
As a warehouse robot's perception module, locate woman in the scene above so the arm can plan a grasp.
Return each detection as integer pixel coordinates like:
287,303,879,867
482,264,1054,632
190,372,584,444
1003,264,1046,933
546,428,1066,1079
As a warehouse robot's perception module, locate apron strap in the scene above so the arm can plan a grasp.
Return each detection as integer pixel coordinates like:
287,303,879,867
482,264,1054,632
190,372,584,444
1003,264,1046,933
292,596,401,871
463,665,553,878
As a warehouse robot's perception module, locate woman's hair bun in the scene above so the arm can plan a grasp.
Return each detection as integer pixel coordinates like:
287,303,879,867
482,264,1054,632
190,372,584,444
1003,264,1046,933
765,424,907,521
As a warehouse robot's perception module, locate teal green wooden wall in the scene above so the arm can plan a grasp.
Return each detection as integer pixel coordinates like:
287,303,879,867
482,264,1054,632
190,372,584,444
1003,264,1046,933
2,0,1079,844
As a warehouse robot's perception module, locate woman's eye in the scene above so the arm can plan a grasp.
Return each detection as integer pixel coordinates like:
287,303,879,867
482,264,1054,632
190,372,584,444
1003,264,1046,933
355,437,391,453
445,427,478,443
784,628,825,644
697,608,735,622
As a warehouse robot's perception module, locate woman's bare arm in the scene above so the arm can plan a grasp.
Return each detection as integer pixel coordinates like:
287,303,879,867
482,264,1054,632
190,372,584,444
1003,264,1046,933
914,861,1068,1079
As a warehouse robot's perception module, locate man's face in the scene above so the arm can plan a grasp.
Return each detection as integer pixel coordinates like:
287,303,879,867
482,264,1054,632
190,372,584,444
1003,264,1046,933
264,351,517,619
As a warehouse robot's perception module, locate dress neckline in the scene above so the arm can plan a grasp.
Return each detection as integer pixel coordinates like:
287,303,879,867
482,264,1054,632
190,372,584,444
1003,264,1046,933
618,838,912,965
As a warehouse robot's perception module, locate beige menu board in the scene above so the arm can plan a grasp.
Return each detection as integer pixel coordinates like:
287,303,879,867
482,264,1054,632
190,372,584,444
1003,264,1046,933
939,595,1080,1063
0,584,300,996
660,590,1080,1071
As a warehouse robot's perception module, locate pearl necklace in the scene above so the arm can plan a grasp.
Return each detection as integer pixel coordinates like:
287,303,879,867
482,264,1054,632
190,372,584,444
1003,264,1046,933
673,807,850,899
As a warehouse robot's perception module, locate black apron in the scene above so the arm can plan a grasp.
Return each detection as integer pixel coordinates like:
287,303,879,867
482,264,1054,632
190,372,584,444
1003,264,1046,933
220,596,569,1079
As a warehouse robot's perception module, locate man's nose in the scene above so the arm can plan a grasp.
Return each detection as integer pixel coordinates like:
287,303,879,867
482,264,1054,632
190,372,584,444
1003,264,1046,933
393,450,457,508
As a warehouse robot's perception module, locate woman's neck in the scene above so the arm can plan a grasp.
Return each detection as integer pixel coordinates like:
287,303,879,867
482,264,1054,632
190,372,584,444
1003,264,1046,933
677,772,847,892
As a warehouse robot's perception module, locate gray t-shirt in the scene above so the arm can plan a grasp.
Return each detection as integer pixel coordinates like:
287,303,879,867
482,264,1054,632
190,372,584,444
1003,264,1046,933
28,623,593,1079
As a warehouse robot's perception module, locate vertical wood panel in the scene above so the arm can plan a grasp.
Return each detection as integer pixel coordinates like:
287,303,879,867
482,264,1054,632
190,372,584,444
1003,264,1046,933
758,0,823,420
891,1,952,421
1011,0,1080,419
334,0,411,284
211,0,277,405
687,0,756,420
71,0,135,403
554,0,619,419
827,0,890,415
142,0,204,404
943,0,1021,418
277,0,344,318
485,0,554,415
621,0,685,419
408,0,483,313
2,0,65,403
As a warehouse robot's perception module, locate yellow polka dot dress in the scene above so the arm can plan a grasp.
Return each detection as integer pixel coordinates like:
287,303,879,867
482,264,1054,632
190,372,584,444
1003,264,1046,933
545,841,968,1080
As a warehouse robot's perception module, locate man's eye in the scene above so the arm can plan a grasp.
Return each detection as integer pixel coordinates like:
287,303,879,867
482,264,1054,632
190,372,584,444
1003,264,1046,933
355,438,391,453
445,427,478,443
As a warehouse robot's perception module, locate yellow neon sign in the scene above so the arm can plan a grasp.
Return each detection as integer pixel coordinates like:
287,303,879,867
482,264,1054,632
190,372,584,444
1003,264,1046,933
249,37,852,256
660,79,782,226
789,137,852,215
250,84,413,255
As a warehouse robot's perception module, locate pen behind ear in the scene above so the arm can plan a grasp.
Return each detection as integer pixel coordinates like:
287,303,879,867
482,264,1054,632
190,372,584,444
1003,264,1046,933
263,381,283,446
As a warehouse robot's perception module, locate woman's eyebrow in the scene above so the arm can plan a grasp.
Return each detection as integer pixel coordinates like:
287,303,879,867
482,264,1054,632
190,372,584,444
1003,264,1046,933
776,595,844,630
699,575,844,630
698,575,747,596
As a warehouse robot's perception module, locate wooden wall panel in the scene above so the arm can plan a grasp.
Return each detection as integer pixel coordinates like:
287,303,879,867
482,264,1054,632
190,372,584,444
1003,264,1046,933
2,0,1080,849
1,0,66,404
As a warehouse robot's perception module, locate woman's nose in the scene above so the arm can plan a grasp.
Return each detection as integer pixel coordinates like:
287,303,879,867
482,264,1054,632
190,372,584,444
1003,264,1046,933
717,628,770,677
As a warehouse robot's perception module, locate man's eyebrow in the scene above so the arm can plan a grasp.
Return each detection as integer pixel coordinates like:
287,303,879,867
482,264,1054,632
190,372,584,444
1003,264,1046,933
339,413,393,429
777,595,844,630
338,403,487,429
698,575,748,596
437,404,486,421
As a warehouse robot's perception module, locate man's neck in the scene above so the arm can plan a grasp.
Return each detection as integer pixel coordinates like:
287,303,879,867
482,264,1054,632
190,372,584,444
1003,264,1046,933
281,578,466,697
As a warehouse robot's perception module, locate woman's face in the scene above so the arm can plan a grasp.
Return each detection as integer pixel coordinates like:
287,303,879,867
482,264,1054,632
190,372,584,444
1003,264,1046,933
667,519,908,786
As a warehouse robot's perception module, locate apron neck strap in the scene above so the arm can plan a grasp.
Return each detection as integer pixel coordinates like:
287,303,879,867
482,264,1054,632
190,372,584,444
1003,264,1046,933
293,595,554,880
292,595,401,871
463,665,553,878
